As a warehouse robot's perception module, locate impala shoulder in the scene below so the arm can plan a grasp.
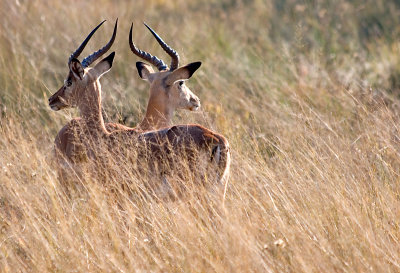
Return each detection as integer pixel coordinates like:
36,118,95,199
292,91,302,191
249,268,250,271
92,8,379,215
54,120,79,155
54,126,68,150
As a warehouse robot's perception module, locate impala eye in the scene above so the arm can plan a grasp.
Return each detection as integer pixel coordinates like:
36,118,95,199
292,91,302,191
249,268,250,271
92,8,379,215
179,81,184,87
66,80,72,87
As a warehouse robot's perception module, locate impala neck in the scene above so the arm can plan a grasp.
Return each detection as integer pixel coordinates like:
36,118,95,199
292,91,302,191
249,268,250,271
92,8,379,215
77,80,108,134
138,97,173,131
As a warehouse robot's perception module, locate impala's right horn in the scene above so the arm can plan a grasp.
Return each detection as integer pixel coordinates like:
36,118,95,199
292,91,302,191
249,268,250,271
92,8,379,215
143,23,180,71
129,23,168,71
68,20,106,66
81,19,118,68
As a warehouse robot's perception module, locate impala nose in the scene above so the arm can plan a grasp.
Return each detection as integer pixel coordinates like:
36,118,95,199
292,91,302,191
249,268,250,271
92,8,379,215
190,97,200,110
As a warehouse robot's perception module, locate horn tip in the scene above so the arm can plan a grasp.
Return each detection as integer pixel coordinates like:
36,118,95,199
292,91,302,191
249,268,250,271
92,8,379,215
129,23,133,36
143,22,153,31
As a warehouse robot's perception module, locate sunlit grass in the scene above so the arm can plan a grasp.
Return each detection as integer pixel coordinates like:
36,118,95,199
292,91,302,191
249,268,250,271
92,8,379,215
1,0,400,272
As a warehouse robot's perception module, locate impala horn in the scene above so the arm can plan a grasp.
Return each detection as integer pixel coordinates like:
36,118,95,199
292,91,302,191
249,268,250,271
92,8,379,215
129,23,168,71
67,19,118,68
143,23,180,71
82,19,118,68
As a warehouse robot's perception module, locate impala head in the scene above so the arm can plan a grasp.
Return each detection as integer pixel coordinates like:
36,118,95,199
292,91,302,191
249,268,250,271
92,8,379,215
129,23,201,112
49,20,118,111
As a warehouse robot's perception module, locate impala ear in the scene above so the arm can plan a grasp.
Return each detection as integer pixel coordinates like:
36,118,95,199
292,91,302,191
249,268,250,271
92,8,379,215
165,61,201,86
136,62,154,81
93,52,115,78
69,58,84,80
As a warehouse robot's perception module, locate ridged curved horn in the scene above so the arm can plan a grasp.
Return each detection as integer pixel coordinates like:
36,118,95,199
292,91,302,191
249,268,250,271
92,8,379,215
81,19,118,68
144,23,180,71
68,20,106,65
129,23,168,71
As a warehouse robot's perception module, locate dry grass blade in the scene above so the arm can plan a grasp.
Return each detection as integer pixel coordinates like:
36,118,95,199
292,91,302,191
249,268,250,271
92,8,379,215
1,0,400,272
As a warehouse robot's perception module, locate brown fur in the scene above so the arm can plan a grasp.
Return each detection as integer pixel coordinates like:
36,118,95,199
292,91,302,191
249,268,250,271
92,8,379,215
49,55,230,196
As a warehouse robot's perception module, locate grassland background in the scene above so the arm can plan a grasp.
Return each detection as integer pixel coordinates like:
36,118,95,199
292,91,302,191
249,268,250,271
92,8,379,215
1,0,400,272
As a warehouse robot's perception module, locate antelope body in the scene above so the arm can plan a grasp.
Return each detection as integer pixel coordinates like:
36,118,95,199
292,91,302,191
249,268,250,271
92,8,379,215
53,20,203,159
48,20,230,195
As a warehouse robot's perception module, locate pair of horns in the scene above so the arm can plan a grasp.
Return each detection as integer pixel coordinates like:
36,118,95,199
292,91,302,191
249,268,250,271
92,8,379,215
68,19,118,68
69,19,180,71
129,23,179,71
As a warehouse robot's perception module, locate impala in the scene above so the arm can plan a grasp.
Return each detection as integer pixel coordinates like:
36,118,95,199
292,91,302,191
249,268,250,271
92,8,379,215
48,20,230,197
127,23,201,131
54,21,203,162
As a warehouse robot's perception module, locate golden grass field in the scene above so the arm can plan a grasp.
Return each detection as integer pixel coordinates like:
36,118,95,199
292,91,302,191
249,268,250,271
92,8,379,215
1,0,400,272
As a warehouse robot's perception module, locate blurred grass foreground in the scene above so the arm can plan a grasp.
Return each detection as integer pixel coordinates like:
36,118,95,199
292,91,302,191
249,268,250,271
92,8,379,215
1,0,400,272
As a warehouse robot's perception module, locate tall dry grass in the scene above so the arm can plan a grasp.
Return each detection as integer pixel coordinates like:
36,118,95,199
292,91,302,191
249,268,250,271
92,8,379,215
1,0,400,272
